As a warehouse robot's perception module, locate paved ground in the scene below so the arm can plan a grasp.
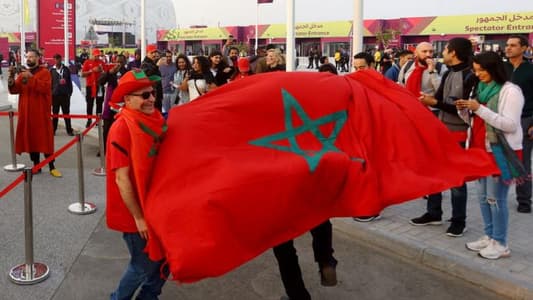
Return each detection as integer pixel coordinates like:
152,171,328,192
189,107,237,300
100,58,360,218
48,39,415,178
1,68,533,299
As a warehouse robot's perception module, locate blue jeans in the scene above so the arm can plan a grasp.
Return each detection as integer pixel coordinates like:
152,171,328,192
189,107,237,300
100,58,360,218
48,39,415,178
478,176,510,245
110,233,167,300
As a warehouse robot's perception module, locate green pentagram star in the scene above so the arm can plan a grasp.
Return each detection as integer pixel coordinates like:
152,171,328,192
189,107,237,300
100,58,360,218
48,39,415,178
249,89,347,172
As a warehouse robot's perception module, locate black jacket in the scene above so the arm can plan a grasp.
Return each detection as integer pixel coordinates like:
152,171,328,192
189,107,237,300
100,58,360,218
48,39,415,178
50,64,73,97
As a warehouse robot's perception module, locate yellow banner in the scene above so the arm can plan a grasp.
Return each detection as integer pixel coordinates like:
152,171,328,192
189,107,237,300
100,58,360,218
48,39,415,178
162,28,230,41
261,21,372,38
24,0,30,25
0,33,19,43
420,12,533,34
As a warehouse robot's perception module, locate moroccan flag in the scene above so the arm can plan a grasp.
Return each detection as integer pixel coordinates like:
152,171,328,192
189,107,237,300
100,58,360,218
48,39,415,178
257,0,273,3
145,70,498,283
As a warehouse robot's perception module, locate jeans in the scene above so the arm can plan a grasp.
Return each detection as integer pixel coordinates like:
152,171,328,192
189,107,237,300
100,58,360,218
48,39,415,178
516,116,533,206
478,176,510,245
110,233,167,300
427,183,467,224
162,93,176,114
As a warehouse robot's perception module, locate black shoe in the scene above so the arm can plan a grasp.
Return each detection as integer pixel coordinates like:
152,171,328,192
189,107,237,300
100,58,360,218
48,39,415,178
86,120,91,128
67,131,74,136
517,203,531,213
96,151,100,157
353,215,381,222
446,222,467,237
409,213,442,226
319,263,337,286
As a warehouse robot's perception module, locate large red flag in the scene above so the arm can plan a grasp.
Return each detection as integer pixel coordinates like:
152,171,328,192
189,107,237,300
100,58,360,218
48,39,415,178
145,71,498,283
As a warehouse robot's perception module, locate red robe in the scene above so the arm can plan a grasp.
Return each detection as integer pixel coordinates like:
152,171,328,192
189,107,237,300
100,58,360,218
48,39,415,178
144,70,499,283
9,66,54,154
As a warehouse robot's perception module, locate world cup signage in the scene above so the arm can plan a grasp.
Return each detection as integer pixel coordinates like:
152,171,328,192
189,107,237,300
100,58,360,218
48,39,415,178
37,0,76,65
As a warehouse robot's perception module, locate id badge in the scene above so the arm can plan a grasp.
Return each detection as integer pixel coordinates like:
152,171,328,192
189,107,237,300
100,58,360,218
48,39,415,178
59,78,66,85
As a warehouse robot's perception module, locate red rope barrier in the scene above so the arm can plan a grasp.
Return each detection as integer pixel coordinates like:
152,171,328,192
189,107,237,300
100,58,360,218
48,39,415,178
0,115,100,199
0,112,99,119
0,174,24,198
81,119,99,136
50,114,99,119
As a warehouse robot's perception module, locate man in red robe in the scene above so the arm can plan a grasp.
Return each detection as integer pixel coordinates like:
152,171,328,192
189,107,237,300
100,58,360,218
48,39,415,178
8,48,61,177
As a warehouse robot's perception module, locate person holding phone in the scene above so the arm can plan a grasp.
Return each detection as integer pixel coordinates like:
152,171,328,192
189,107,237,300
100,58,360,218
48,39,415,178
81,48,106,128
411,38,478,237
457,52,525,259
8,49,62,177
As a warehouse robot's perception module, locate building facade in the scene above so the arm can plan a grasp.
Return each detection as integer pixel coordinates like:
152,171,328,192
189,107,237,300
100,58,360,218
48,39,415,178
157,11,533,56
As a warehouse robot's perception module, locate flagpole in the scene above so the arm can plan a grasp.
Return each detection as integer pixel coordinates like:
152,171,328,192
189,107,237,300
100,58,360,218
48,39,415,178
20,0,25,57
141,0,146,56
286,0,295,72
64,0,69,64
352,0,363,56
255,3,259,53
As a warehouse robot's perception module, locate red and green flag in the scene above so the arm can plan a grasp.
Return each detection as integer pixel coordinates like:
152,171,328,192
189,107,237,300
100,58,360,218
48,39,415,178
144,71,498,283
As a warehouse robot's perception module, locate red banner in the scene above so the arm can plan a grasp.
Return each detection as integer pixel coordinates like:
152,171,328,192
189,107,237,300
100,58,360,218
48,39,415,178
37,0,76,65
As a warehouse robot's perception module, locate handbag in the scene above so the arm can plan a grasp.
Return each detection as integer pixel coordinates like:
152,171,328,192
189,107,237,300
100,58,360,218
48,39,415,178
193,79,204,96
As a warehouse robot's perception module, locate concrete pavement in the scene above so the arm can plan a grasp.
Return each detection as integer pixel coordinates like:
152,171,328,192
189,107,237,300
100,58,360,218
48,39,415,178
1,70,532,299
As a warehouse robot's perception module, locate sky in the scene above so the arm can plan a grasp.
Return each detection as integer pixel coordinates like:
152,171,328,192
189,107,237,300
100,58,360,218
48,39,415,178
173,0,533,27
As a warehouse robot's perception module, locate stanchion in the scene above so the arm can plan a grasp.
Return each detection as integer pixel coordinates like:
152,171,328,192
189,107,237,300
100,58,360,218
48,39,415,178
4,111,25,172
68,133,97,215
92,114,105,176
9,168,50,284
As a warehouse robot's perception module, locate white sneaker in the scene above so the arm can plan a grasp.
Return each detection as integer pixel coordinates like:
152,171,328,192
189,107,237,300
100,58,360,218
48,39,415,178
465,235,491,252
478,240,510,260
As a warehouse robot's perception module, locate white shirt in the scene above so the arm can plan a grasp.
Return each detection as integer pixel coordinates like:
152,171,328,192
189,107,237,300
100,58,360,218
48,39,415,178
473,82,524,151
188,79,207,101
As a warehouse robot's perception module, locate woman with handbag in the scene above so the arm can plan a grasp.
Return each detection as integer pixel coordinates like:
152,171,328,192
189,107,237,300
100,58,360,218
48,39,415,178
182,56,216,101
456,51,526,260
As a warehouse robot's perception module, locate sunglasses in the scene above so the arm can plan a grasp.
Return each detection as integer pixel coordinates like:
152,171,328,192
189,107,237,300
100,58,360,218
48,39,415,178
129,90,156,100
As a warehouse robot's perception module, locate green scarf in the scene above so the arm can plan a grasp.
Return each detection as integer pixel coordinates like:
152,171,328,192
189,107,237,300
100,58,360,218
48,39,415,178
477,81,502,143
477,81,528,183
477,81,502,104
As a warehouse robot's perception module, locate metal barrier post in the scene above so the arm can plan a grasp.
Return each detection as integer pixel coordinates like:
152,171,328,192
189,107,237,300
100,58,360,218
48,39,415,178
4,111,25,172
68,133,97,215
9,168,50,284
92,114,105,176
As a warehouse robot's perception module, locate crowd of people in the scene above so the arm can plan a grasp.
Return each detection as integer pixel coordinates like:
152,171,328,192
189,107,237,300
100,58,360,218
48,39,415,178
5,33,532,299
349,35,532,263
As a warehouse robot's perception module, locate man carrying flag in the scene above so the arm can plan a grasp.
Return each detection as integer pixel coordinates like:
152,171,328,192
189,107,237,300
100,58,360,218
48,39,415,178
106,69,168,299
143,70,499,286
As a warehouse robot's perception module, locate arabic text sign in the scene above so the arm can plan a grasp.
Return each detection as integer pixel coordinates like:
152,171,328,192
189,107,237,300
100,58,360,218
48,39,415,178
38,0,76,64
420,12,533,34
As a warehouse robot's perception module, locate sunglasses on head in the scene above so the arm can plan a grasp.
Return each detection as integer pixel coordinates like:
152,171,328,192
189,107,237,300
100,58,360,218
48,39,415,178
129,90,156,100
